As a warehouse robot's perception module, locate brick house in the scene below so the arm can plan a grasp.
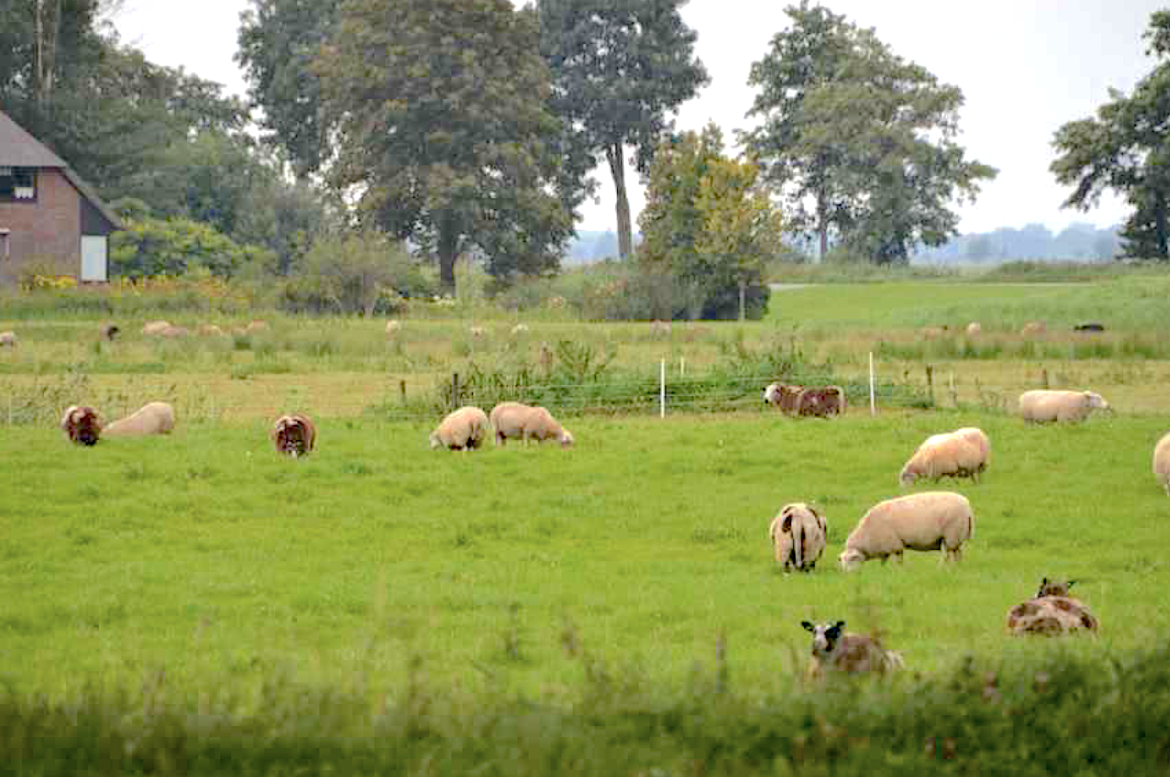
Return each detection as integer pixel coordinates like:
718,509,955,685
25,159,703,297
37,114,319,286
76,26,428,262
0,108,122,285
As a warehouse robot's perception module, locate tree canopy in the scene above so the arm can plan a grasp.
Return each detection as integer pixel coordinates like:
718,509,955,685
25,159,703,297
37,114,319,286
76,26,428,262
313,0,574,290
743,1,995,264
537,0,709,260
1051,10,1170,260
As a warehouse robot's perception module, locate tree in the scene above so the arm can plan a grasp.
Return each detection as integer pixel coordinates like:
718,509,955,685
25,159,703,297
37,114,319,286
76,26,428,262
1052,11,1170,260
638,124,779,320
109,206,273,279
236,0,341,179
743,1,995,263
313,0,573,290
288,231,417,316
537,0,710,260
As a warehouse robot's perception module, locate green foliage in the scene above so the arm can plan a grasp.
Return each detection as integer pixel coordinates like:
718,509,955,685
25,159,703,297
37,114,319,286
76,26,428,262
638,125,776,319
313,0,573,289
1051,10,1170,260
279,231,425,316
109,213,273,279
537,0,710,258
743,1,995,263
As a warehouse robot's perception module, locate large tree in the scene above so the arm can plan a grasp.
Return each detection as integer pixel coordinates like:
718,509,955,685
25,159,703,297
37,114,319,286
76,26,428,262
1051,10,1170,260
743,1,995,263
314,0,573,290
537,0,709,260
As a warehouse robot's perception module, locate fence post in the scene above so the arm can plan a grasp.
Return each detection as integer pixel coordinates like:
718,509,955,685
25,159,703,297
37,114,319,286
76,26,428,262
925,364,935,406
399,380,407,405
868,352,876,416
1041,368,1049,389
949,371,958,407
452,372,460,410
680,357,685,377
660,359,666,419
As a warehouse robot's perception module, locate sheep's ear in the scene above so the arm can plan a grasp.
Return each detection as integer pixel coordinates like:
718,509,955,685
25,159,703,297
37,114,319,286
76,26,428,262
801,621,815,632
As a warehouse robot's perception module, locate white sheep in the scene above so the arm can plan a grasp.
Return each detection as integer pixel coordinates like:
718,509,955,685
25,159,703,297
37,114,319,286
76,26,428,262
429,406,490,451
899,430,987,487
60,405,102,446
489,401,574,448
245,320,270,334
839,491,974,571
953,427,991,470
271,413,317,457
510,323,530,336
965,322,982,337
198,324,226,337
1154,431,1170,496
1018,390,1110,423
141,320,172,336
103,401,176,436
650,320,672,336
469,326,486,338
0,330,19,347
158,325,190,338
801,621,903,677
385,320,401,336
1021,321,1047,337
768,503,827,572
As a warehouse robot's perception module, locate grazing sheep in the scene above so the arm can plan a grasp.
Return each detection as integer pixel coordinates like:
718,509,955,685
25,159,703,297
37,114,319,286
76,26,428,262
197,324,226,337
429,406,490,451
769,503,828,572
490,402,574,448
271,413,317,457
1018,390,1110,424
965,322,982,337
60,405,102,446
899,431,986,487
0,330,17,347
794,385,847,418
245,320,269,334
1154,431,1170,496
100,323,120,342
801,621,903,677
511,323,530,336
1021,321,1047,337
141,320,172,336
158,325,190,338
385,320,401,336
763,383,800,411
1006,578,1099,636
839,491,974,571
953,427,991,471
103,401,176,437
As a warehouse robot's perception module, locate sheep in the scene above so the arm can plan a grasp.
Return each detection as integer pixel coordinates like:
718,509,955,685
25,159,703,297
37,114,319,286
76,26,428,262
768,503,828,572
801,621,903,677
141,320,172,336
1154,431,1170,496
1021,321,1047,337
1018,390,1110,424
60,405,102,446
762,383,802,413
839,491,974,571
953,427,991,471
794,385,846,418
103,401,176,437
510,323,530,336
245,320,269,334
429,406,490,451
271,413,317,457
921,326,949,339
0,330,17,347
898,431,986,487
489,401,574,448
385,320,401,336
198,324,226,337
100,323,120,342
158,325,190,338
1005,578,1099,636
965,322,982,337
469,326,486,338
650,319,672,337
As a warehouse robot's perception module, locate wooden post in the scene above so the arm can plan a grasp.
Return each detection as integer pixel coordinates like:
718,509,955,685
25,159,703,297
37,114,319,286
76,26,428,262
925,365,935,406
399,380,407,405
1041,368,1049,389
949,371,958,407
868,352,876,416
738,279,746,323
452,372,460,410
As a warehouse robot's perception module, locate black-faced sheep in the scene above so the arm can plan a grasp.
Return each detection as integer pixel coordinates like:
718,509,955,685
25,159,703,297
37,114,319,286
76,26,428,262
801,620,903,677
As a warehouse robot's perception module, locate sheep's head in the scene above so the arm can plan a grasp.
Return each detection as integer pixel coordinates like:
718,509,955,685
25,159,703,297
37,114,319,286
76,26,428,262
1036,577,1075,598
559,429,575,448
838,548,865,572
428,432,443,450
763,384,780,404
802,620,846,658
898,464,918,488
1085,392,1110,411
61,405,102,446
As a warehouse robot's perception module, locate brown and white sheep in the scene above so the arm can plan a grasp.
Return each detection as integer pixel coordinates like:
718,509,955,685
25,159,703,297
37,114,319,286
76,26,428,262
1153,431,1170,496
429,406,490,451
839,491,974,571
801,620,903,677
271,413,317,457
1005,578,1099,636
489,402,574,448
899,430,988,487
60,405,102,446
769,503,828,572
1018,390,1110,423
794,385,847,418
103,401,176,436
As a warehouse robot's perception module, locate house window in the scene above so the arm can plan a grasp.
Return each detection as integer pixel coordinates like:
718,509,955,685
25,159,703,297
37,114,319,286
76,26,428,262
0,167,37,201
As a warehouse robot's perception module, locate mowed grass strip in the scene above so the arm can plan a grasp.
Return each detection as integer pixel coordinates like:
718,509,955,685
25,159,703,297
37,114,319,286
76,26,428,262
1,410,1166,699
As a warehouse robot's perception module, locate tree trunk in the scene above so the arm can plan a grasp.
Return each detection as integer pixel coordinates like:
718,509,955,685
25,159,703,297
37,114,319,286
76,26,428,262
816,190,829,262
1157,193,1169,260
607,143,633,259
438,220,459,292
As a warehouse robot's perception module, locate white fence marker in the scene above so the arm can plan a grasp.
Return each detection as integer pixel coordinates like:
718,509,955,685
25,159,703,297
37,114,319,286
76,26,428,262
680,357,686,377
660,358,666,418
869,351,876,416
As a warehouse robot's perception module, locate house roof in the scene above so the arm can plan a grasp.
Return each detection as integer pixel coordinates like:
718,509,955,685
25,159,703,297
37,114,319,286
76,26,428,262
0,109,68,168
0,108,122,230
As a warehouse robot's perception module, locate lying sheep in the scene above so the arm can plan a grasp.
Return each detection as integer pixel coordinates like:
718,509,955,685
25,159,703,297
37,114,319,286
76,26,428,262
769,503,828,572
271,413,317,457
839,491,974,571
198,324,226,337
103,401,176,436
1005,578,1099,636
1021,321,1046,337
965,322,982,337
60,405,102,446
141,320,172,336
385,320,401,336
0,330,17,347
158,325,190,338
801,620,903,677
511,323,530,336
489,401,574,448
429,406,490,451
899,430,987,487
1154,431,1170,496
1018,390,1110,423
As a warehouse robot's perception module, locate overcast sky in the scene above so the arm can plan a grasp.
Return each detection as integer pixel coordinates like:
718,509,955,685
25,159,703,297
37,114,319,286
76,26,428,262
112,0,1164,237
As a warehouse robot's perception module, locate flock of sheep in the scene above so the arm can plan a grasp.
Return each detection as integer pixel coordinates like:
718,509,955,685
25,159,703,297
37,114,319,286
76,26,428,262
766,383,1168,677
429,402,575,450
